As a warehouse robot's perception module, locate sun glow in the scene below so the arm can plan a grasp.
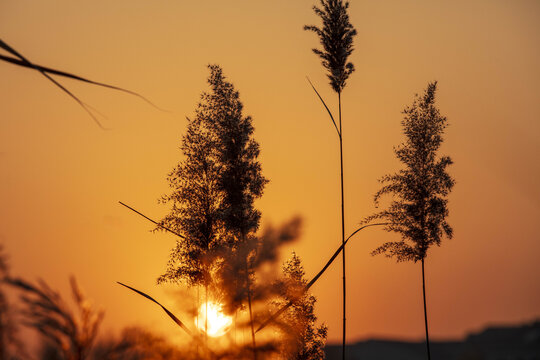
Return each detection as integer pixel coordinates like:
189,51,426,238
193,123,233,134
195,301,233,337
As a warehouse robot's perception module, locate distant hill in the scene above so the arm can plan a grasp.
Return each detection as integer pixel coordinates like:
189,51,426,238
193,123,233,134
325,320,540,360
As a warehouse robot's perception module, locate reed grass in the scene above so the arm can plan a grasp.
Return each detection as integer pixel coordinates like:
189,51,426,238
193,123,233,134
7,276,103,360
304,1,357,357
0,38,165,129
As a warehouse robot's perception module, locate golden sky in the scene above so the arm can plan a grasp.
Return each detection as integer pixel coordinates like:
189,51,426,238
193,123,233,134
1,0,539,344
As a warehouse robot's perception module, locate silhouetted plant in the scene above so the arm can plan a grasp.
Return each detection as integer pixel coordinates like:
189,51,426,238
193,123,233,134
274,253,327,360
7,276,104,360
304,1,357,358
154,65,266,357
364,82,454,360
0,245,26,360
0,245,11,360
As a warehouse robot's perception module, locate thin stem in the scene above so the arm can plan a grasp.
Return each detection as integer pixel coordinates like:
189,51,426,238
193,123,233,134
245,259,257,360
338,91,346,360
422,259,431,360
205,284,208,346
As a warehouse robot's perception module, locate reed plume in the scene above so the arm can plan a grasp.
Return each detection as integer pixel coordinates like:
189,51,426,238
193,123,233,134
364,82,454,360
304,0,357,94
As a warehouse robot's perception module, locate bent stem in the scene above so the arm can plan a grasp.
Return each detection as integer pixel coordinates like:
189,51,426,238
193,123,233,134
256,223,387,333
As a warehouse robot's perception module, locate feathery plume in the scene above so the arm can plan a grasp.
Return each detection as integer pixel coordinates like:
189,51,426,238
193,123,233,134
304,0,357,93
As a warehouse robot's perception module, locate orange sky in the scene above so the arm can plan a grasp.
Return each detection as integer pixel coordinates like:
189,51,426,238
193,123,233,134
1,0,539,344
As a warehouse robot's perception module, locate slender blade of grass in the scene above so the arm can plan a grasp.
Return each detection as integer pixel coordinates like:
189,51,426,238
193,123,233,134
118,201,186,239
0,39,109,129
0,53,166,112
117,282,193,336
117,282,217,357
306,77,340,137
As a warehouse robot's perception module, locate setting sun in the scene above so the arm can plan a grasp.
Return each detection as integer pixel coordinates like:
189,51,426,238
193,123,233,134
196,301,233,338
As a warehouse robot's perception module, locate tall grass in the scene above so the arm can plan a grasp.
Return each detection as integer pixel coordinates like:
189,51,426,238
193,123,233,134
304,1,357,358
